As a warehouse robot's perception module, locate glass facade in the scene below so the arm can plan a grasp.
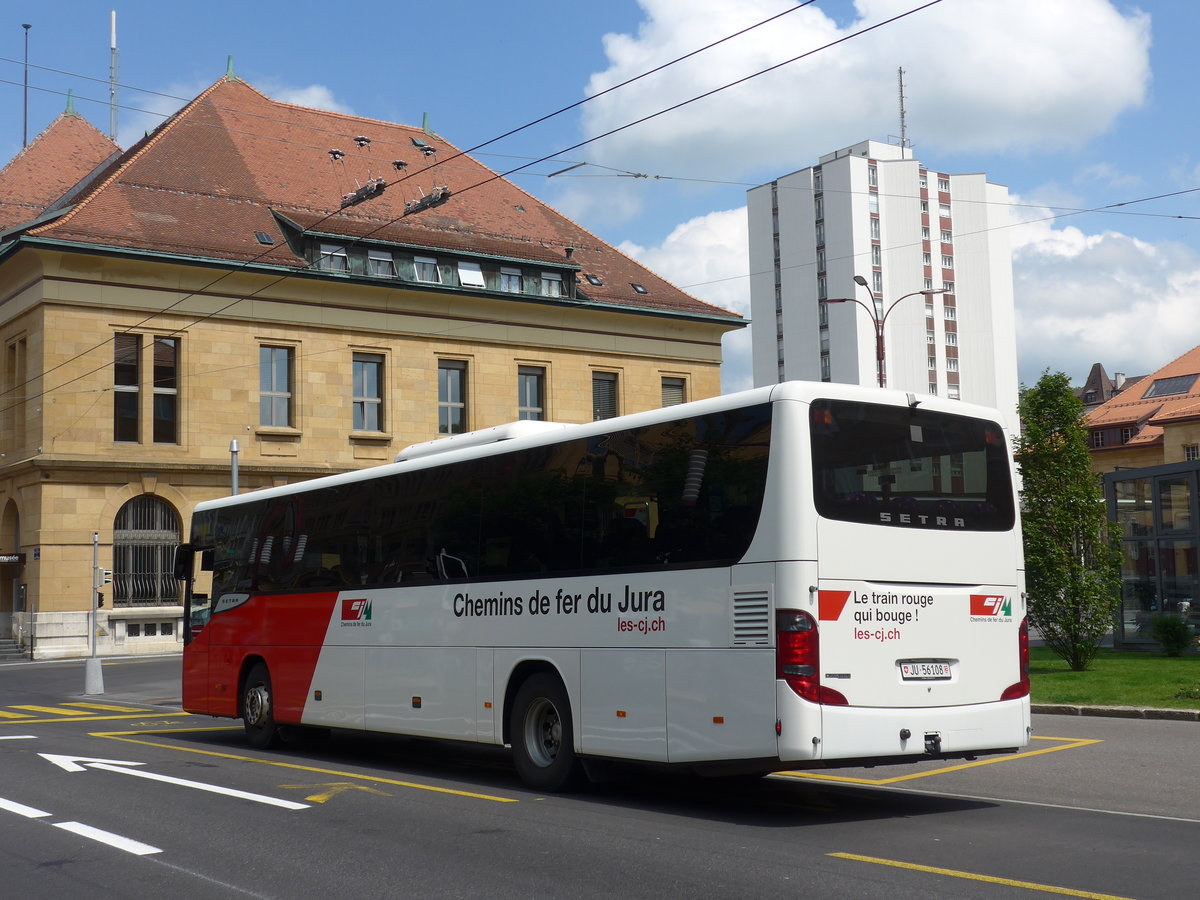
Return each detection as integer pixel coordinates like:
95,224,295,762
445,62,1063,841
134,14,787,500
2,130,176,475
1105,462,1200,645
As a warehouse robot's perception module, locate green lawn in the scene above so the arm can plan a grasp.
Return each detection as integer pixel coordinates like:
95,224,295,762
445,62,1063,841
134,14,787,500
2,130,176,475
1030,647,1200,709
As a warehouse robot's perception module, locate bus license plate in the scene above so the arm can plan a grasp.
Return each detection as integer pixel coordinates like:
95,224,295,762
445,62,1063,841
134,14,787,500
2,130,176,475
900,661,952,680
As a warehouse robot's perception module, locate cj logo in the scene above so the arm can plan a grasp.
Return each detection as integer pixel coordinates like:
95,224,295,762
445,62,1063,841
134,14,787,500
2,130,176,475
969,594,1011,617
341,598,372,622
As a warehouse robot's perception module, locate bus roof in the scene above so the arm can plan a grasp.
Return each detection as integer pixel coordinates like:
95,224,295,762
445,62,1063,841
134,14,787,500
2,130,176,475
394,420,572,463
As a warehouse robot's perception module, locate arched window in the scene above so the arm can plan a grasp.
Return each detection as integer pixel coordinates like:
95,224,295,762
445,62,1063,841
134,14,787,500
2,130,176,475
113,496,181,607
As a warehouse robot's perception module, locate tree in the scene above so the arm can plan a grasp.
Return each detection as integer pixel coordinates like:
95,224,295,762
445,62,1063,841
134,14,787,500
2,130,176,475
1015,370,1121,670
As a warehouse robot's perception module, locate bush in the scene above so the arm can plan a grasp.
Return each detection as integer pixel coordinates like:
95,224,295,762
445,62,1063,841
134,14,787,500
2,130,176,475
1174,683,1200,701
1152,615,1195,657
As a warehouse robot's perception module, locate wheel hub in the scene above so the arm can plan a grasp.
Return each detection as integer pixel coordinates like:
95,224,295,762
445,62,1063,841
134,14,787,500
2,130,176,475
245,684,270,726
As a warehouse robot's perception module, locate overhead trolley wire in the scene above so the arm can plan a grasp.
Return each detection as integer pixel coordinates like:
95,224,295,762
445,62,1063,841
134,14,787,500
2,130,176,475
0,1,822,410
0,0,955,413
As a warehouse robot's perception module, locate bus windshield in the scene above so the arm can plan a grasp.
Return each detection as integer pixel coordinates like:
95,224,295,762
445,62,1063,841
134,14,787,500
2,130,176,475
809,398,1014,532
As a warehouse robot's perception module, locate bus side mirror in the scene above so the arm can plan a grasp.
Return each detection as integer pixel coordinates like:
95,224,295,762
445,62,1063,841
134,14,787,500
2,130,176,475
173,544,194,581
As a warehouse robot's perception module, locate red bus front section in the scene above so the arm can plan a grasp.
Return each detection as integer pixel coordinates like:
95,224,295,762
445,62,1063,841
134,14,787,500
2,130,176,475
182,591,338,721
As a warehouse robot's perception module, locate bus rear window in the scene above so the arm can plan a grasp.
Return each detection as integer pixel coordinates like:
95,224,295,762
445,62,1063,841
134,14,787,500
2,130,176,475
810,399,1014,531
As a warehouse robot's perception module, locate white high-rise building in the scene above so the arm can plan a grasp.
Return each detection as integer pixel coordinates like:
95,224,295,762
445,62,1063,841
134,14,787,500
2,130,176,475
747,139,1018,427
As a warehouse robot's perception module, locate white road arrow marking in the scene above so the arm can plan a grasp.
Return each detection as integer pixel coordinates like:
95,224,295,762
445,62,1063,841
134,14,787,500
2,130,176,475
39,753,309,810
40,753,144,772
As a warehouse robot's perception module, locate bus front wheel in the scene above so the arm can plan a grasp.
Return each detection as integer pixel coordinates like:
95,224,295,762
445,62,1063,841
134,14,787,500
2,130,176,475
510,673,584,792
242,662,282,749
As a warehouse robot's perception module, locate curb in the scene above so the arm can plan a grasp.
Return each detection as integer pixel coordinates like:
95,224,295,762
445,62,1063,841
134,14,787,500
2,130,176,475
1032,703,1200,722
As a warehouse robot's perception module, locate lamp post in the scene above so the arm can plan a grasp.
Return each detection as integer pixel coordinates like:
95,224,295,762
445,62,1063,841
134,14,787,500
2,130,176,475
823,275,947,387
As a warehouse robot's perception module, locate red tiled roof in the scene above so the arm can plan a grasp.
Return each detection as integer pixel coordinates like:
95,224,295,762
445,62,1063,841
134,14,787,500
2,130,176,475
1086,345,1200,446
21,79,739,322
0,113,119,231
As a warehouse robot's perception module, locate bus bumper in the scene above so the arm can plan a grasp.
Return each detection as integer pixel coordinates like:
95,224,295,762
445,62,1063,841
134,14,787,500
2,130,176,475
777,684,1031,763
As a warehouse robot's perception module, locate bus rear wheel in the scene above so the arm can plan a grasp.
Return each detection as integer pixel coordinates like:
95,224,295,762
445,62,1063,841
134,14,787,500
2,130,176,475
242,662,282,749
510,673,584,792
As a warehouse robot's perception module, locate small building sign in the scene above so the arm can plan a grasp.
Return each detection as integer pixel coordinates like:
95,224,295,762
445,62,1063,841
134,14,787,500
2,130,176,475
0,553,27,564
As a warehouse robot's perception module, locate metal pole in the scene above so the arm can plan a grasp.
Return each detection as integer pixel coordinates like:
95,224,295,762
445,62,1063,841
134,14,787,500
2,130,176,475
875,318,886,387
84,532,104,693
230,439,240,495
22,24,31,148
108,11,119,143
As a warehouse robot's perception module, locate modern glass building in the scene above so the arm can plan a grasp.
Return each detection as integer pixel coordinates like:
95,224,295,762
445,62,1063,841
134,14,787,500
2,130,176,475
1105,461,1199,646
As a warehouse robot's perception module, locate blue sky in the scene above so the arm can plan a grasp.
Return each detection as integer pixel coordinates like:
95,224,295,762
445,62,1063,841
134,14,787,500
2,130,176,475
2,1,1195,393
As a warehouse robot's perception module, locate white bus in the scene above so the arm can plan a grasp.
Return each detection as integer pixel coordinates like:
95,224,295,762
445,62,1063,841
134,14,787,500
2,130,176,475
177,381,1029,791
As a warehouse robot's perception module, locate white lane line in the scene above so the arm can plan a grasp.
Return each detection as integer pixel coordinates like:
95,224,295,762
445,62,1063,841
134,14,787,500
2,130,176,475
872,783,1200,825
85,762,310,810
54,821,162,856
0,735,37,740
0,797,52,818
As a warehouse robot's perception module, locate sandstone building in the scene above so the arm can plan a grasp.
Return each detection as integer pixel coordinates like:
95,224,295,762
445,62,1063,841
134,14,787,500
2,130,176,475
0,77,742,658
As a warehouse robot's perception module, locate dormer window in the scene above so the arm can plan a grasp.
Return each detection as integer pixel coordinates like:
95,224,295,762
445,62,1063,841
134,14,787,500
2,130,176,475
458,261,485,288
367,249,395,277
414,256,441,283
317,242,348,273
540,272,563,298
500,267,522,293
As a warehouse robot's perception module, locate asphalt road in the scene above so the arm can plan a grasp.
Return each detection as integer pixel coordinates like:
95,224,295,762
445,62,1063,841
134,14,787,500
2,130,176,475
0,654,1195,899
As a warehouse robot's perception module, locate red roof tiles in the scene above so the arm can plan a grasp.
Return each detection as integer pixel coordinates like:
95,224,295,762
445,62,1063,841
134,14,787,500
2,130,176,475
0,112,119,231
17,78,739,322
1086,344,1200,447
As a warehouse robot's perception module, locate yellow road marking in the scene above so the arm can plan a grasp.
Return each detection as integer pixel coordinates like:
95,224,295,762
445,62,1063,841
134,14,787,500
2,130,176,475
93,727,519,803
62,702,146,712
11,705,92,716
0,711,181,725
278,782,392,803
0,710,34,719
830,852,1136,899
778,735,1103,785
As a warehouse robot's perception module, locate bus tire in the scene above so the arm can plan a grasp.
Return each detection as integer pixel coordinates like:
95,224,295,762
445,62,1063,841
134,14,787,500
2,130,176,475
510,673,584,792
242,662,283,749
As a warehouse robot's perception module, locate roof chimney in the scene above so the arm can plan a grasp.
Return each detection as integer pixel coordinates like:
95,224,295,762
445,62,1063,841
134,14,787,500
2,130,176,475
1115,372,1126,389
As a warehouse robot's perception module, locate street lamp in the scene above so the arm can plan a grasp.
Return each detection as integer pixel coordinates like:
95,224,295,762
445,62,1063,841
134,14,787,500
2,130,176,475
823,275,948,387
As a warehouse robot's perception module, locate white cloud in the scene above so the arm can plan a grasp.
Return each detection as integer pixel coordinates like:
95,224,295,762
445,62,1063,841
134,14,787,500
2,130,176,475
573,0,1150,220
618,208,755,393
116,79,353,150
1011,198,1200,384
265,83,355,115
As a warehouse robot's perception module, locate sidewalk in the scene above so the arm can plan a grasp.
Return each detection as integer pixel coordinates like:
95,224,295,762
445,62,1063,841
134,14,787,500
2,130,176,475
1032,703,1200,722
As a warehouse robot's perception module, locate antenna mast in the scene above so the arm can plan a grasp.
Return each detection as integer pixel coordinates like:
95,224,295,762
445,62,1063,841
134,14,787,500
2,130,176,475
897,67,908,157
22,23,31,148
108,11,119,142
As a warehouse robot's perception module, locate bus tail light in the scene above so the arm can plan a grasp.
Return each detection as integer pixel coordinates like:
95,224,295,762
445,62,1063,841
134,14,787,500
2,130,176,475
776,609,847,706
1000,617,1030,701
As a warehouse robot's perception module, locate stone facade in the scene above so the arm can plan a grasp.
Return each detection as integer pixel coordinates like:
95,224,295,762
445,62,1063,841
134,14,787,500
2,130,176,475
0,81,740,658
